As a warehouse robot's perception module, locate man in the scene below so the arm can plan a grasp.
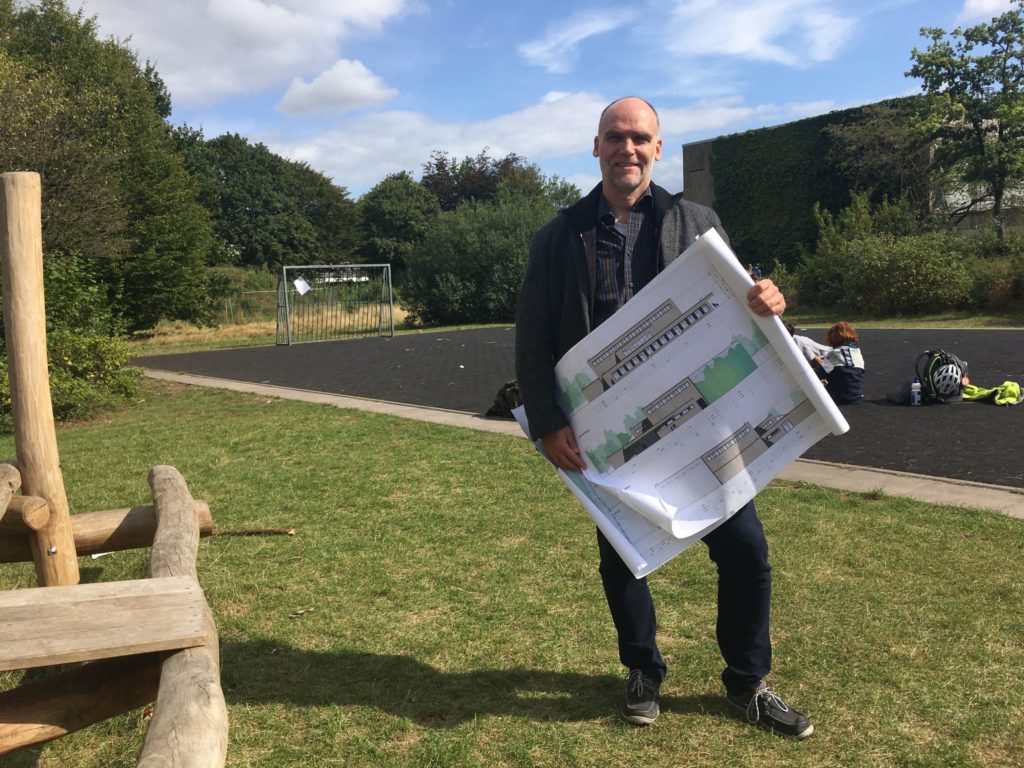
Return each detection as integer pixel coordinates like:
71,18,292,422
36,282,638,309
514,97,813,739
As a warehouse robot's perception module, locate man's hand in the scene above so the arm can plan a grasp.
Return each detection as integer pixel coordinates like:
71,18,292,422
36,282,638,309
541,425,587,472
746,279,786,317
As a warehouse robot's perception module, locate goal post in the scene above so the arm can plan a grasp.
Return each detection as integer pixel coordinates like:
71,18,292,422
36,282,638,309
276,264,394,345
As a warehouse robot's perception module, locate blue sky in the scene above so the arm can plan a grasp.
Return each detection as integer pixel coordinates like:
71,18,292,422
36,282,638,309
71,0,1016,199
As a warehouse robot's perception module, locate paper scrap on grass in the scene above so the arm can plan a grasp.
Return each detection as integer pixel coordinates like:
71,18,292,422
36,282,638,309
515,229,848,577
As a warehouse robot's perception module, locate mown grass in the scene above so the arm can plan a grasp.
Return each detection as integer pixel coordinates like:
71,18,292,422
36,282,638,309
1,380,1021,767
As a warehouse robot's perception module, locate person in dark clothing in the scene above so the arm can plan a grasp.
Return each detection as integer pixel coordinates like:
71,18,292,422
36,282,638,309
820,322,864,405
514,96,813,739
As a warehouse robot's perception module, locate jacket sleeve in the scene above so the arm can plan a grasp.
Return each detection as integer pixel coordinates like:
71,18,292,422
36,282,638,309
514,222,571,440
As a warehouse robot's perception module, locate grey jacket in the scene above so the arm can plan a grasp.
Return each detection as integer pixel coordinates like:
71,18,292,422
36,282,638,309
514,182,728,439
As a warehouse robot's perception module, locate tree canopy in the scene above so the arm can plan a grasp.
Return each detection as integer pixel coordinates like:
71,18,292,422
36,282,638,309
0,0,213,330
907,0,1024,237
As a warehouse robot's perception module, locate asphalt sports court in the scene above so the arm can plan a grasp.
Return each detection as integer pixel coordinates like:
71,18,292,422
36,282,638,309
135,327,1024,490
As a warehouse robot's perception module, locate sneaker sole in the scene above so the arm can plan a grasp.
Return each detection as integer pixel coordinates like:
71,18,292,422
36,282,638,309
622,709,659,726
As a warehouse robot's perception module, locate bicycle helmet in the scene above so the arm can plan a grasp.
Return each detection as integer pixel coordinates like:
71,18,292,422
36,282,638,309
932,362,963,398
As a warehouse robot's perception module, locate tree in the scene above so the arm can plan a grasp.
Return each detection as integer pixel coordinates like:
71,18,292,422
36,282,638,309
420,148,544,210
196,134,358,270
402,180,553,325
907,1,1024,238
358,171,440,280
1,0,215,330
543,174,583,210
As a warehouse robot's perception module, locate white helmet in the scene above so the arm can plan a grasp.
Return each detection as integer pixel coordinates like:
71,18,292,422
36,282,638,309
932,363,963,397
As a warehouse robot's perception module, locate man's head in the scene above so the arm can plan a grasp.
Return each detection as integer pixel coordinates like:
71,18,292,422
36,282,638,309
593,97,663,205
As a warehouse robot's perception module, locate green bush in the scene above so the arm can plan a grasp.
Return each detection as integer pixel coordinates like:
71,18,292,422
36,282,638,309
36,331,139,425
841,232,972,314
794,192,974,314
403,184,552,325
964,254,1024,310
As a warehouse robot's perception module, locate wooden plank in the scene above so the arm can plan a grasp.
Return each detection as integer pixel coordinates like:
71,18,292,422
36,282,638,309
0,654,160,755
0,576,206,672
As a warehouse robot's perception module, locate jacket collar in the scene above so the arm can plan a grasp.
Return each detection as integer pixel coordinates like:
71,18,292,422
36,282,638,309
562,182,680,230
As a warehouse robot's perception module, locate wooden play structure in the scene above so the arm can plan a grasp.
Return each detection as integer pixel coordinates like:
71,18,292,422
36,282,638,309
0,172,228,765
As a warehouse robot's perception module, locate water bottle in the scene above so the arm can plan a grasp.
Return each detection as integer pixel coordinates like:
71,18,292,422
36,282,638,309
910,378,922,406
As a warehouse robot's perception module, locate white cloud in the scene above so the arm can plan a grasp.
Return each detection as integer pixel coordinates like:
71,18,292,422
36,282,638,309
276,59,397,115
663,0,856,67
519,10,631,73
956,0,1015,23
265,92,608,195
71,0,407,106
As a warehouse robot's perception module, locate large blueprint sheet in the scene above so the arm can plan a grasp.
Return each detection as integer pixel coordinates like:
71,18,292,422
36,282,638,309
517,229,849,577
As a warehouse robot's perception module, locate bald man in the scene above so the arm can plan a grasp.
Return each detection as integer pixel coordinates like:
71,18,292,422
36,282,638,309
515,97,812,739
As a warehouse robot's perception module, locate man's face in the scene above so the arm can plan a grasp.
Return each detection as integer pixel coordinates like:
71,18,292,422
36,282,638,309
593,99,663,198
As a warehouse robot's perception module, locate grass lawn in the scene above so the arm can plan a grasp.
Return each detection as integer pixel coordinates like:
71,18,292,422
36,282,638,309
1,380,1022,767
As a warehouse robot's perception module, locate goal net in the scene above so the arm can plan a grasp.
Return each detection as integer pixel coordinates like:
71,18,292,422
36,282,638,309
276,264,394,345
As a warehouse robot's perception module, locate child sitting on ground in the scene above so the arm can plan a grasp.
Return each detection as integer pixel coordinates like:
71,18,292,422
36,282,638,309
819,322,864,404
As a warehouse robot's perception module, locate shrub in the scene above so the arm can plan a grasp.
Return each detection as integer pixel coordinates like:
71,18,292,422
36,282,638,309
842,232,972,314
0,322,141,433
403,184,552,325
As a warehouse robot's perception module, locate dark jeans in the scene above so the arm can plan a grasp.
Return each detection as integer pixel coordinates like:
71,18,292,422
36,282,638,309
597,499,772,694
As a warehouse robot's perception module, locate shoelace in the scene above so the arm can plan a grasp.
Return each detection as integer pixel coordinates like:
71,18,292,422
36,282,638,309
746,685,790,723
626,670,649,696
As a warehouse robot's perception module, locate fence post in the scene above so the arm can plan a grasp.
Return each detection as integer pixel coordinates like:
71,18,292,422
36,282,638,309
0,172,79,586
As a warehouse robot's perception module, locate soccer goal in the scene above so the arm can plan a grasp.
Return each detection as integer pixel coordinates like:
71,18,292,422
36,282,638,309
276,264,394,345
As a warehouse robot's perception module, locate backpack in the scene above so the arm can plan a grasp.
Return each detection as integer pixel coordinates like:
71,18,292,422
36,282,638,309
486,380,522,419
915,349,968,404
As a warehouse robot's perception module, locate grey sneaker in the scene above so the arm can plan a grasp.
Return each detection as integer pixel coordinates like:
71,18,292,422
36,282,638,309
727,681,814,739
622,669,660,725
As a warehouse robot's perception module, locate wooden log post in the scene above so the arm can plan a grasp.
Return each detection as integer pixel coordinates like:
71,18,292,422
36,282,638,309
0,462,21,525
0,654,161,755
0,501,213,563
0,496,50,534
138,465,228,767
0,172,78,586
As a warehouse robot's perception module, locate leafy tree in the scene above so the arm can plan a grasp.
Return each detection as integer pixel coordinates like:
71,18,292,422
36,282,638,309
421,148,545,211
543,174,583,210
358,171,440,280
907,1,1024,238
403,181,553,325
196,134,358,270
1,0,215,330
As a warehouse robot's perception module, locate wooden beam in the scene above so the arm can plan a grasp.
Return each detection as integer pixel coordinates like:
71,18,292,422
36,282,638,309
0,576,206,672
147,466,200,581
138,466,228,767
0,496,49,533
0,501,212,563
0,654,160,756
0,462,21,525
0,172,78,586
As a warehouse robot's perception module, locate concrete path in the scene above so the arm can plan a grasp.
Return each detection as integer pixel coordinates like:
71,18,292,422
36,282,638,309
144,369,1024,522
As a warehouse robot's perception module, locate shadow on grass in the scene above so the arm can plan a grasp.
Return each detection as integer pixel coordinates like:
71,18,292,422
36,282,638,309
221,640,718,727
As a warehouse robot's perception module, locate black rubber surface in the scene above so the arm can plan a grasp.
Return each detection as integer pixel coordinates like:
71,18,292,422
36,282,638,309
134,326,1024,489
